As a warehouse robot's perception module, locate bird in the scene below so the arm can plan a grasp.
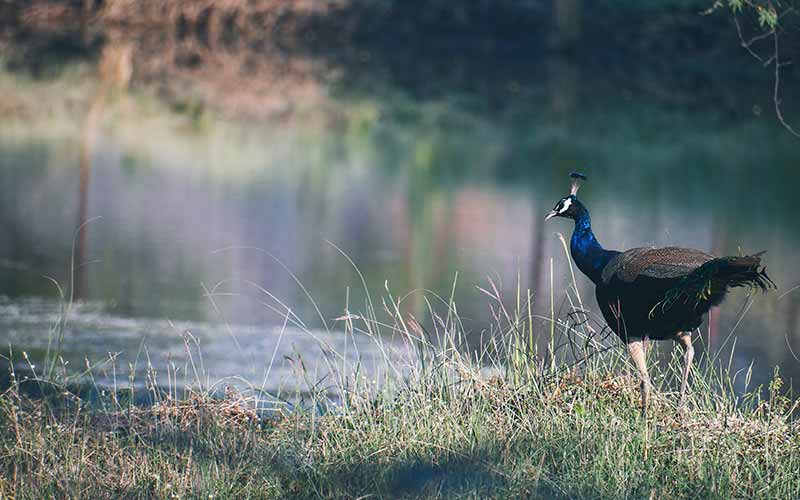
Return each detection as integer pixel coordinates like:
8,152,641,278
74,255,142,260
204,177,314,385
545,172,774,415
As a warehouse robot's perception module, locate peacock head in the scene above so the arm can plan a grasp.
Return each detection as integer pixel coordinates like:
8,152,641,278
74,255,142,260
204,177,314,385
545,172,587,221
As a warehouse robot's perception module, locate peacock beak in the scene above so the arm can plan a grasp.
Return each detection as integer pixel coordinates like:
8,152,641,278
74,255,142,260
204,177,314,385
544,210,558,221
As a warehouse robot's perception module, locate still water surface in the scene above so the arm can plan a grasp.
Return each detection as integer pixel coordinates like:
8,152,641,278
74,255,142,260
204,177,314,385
1,53,799,394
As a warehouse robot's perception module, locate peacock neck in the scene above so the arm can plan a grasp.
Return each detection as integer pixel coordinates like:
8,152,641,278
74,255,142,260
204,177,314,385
570,209,611,285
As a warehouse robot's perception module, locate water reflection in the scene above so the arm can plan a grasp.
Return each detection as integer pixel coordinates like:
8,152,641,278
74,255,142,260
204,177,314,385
0,296,408,394
1,10,799,392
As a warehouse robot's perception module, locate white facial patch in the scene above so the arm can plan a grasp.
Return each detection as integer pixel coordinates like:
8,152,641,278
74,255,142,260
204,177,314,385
558,197,572,214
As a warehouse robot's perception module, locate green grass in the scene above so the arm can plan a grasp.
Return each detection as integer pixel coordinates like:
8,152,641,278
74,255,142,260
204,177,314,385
1,238,797,499
1,276,798,500
2,355,798,499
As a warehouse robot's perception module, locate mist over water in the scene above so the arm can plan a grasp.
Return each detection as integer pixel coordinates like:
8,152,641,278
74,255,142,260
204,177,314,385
1,1,799,393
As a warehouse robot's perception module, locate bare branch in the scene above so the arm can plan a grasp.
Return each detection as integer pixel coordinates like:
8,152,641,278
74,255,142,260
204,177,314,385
734,16,770,62
772,28,800,138
735,3,800,139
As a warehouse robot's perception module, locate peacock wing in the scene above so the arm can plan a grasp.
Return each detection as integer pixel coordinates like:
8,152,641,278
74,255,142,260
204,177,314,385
601,246,715,284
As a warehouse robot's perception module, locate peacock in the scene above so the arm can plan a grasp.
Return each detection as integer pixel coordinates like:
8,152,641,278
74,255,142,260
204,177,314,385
545,173,774,415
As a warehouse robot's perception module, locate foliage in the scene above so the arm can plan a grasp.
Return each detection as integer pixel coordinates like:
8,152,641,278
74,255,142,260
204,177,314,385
726,0,779,29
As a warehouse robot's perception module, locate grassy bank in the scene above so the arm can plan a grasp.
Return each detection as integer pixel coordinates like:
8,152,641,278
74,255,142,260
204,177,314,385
1,357,798,498
1,284,798,500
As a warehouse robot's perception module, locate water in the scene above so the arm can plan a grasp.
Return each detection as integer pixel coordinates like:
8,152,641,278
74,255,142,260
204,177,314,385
1,9,799,394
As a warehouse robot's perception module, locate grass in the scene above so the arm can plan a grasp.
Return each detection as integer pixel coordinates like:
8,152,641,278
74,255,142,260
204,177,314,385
2,352,798,499
1,243,798,499
2,300,799,499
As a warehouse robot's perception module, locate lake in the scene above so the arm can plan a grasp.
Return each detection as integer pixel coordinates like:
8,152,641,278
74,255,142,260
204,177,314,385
1,5,799,395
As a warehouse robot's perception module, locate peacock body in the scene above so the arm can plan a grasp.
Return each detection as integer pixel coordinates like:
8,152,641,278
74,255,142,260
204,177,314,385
596,246,772,341
546,173,774,414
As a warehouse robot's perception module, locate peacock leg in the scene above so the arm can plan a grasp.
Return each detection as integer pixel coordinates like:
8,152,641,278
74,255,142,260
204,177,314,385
676,332,694,409
627,339,651,416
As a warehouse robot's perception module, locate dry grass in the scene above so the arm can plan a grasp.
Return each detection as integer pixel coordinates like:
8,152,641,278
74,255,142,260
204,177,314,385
1,279,799,500
1,363,798,499
0,228,796,498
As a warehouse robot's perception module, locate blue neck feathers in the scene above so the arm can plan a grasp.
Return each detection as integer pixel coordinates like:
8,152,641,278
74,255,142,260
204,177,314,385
570,206,617,285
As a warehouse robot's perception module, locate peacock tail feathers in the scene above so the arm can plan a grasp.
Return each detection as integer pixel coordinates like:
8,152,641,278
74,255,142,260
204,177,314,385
653,252,775,316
